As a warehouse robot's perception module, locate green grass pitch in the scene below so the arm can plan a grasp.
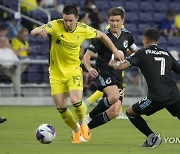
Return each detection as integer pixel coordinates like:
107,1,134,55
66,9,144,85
0,106,179,154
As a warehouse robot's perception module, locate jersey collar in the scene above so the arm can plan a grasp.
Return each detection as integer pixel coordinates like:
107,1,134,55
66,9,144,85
109,28,122,39
63,22,77,33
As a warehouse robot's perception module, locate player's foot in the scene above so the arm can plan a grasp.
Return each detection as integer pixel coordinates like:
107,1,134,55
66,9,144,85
72,129,81,144
0,117,7,123
85,114,92,124
140,133,162,148
80,123,91,140
116,112,128,120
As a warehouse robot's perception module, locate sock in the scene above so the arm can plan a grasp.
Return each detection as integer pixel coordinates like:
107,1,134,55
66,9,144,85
126,111,154,137
73,101,86,125
57,107,77,130
89,97,111,119
88,112,110,129
87,90,103,105
119,105,122,113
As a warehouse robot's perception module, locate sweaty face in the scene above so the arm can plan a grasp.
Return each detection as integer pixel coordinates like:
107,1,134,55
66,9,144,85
63,14,78,32
108,15,124,33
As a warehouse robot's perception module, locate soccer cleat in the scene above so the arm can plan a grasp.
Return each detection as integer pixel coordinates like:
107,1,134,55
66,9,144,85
80,123,91,140
116,112,129,120
140,133,162,148
0,117,7,123
72,129,81,144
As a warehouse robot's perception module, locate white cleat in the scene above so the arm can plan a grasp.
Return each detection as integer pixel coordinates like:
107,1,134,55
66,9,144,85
116,112,129,120
85,114,92,124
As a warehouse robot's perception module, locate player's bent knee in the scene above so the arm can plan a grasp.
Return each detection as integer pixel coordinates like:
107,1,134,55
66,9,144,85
126,106,139,117
108,95,119,104
107,109,119,119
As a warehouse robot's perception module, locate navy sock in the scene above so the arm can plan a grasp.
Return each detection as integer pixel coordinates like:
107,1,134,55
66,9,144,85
126,112,154,137
88,112,110,129
89,97,111,119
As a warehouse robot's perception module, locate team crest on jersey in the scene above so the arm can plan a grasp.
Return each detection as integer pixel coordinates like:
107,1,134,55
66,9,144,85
123,40,128,48
105,77,112,85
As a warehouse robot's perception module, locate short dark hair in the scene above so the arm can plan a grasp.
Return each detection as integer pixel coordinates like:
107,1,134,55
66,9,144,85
62,5,78,17
143,28,160,42
108,7,125,19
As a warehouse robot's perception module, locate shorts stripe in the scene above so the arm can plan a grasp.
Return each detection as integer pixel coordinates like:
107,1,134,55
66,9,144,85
140,99,152,109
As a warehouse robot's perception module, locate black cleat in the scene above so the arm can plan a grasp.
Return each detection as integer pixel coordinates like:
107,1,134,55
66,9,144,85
0,117,7,123
140,133,162,148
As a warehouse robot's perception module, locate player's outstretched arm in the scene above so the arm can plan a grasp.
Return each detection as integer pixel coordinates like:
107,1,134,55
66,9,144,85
96,30,124,61
31,26,48,39
83,50,98,78
109,59,130,70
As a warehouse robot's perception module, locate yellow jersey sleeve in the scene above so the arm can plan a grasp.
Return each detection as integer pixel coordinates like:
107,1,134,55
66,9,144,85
42,20,57,35
85,25,97,39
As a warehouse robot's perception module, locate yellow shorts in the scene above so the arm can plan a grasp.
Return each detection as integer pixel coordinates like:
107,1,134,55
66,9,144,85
50,67,83,95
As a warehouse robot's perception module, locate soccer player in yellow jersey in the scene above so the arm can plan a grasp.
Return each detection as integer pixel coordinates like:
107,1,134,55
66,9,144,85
31,5,124,144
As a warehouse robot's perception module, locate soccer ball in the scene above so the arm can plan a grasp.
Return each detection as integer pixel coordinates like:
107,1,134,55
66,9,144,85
36,124,56,144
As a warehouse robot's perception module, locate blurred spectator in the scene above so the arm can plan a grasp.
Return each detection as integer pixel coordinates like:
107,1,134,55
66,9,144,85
84,0,103,29
0,36,19,96
0,23,8,37
7,13,22,39
175,14,180,36
159,9,178,37
37,0,44,8
21,0,38,14
11,28,31,59
11,28,30,73
42,0,58,9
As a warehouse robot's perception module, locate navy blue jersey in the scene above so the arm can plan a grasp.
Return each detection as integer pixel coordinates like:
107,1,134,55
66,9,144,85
128,45,180,103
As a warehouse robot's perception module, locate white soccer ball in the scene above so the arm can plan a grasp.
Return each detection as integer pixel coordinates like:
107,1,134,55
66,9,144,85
111,50,124,61
36,124,56,144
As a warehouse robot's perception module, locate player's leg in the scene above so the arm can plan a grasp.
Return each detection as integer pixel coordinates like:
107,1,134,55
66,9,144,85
70,90,91,141
88,85,119,120
68,67,91,141
53,93,77,131
88,100,121,129
86,90,103,106
166,100,180,120
116,87,128,120
87,85,120,129
126,98,162,147
50,77,80,143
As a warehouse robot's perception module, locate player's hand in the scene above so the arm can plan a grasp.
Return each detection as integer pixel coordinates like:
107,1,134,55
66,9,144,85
109,59,118,69
88,67,99,78
39,28,48,39
114,50,124,61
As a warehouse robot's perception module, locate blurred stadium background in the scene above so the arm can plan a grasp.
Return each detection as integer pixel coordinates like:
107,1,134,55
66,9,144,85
0,0,180,106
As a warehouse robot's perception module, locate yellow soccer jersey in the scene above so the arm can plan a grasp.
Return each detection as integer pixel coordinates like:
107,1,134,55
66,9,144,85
43,19,97,76
11,37,29,58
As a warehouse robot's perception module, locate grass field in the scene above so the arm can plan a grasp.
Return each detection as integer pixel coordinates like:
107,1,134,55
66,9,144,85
0,106,179,154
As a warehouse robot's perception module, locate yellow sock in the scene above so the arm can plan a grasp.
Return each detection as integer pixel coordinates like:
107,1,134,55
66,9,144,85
57,107,77,130
73,101,86,125
87,90,103,105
